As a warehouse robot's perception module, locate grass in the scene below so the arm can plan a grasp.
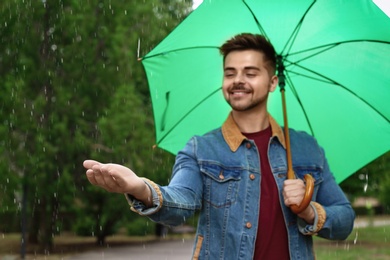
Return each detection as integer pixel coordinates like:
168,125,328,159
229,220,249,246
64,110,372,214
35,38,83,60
0,232,160,260
314,225,390,259
1,216,389,259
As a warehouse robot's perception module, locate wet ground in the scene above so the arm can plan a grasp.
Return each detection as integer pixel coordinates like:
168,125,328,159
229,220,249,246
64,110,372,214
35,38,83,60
63,217,390,260
64,237,195,260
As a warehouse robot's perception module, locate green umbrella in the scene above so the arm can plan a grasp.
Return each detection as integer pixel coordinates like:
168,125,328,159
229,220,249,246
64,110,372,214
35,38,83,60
141,0,390,183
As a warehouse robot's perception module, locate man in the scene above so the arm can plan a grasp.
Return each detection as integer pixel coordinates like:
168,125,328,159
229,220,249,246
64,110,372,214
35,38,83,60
84,33,355,259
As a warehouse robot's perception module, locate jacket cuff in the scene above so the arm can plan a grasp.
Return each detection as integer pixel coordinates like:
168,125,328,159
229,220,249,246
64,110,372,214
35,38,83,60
298,202,326,235
125,178,163,216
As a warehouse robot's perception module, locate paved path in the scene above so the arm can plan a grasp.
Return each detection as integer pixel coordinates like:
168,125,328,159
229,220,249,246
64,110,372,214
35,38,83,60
65,217,390,260
65,238,195,260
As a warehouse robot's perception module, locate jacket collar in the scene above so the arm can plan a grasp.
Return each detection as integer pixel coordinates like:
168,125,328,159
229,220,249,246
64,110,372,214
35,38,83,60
221,112,286,152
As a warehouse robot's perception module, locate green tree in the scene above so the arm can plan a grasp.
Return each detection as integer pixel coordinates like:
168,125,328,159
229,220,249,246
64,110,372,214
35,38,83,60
0,0,190,252
340,152,390,211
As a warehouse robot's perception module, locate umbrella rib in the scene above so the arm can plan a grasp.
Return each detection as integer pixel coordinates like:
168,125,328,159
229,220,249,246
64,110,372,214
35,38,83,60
284,72,315,137
287,70,334,85
282,0,317,55
286,44,338,65
242,0,268,37
140,46,219,61
157,87,222,146
287,39,390,58
286,63,390,124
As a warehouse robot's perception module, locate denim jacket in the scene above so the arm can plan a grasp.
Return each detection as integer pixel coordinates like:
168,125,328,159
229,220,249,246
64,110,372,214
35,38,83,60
127,113,355,260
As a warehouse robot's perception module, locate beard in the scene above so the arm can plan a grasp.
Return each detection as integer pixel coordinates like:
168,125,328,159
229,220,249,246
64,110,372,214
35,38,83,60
225,85,269,112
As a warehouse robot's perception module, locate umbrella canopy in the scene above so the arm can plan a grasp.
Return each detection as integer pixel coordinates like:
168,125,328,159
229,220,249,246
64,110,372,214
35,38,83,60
141,0,390,183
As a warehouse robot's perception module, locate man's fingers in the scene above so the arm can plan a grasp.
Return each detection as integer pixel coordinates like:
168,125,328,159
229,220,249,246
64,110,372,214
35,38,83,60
84,162,138,194
283,179,306,206
86,169,98,185
100,166,123,191
83,159,101,169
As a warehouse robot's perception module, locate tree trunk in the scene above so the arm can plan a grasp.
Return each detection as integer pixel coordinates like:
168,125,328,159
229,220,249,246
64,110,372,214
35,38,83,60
28,206,40,244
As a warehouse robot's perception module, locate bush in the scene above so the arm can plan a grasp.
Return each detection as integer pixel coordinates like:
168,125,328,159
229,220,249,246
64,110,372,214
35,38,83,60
0,211,20,233
126,217,156,236
73,217,96,236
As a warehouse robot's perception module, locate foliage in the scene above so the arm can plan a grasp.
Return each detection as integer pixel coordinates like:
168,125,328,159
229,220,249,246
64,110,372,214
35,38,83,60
126,217,157,236
378,162,390,213
340,151,390,211
0,0,189,252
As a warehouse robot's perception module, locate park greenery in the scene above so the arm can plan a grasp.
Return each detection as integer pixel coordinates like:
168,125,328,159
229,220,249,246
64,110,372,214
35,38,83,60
0,0,389,255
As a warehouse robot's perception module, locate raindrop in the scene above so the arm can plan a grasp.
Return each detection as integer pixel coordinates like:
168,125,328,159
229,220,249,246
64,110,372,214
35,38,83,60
116,66,119,71
353,231,358,244
51,44,57,51
124,10,127,15
137,38,141,59
43,147,46,152
363,174,368,192
47,27,55,36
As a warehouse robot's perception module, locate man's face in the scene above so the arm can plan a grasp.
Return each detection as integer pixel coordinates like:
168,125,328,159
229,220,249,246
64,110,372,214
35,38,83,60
222,50,278,112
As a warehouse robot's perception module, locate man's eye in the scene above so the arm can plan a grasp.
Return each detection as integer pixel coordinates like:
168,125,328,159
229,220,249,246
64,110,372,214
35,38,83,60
247,74,256,77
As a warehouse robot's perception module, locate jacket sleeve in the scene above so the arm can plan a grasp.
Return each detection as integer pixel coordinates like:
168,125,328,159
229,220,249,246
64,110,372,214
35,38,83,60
308,148,355,240
126,137,204,226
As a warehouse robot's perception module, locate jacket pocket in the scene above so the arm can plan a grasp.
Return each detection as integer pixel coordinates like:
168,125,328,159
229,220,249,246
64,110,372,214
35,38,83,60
201,163,241,208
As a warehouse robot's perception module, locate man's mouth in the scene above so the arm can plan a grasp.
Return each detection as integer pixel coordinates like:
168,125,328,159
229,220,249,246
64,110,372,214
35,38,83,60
230,88,251,95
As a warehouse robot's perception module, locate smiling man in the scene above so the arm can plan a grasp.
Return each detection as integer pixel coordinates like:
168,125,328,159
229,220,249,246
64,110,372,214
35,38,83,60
83,33,355,260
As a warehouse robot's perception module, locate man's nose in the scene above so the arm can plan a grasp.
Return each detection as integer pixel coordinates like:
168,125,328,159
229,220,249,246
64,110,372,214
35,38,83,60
234,73,245,84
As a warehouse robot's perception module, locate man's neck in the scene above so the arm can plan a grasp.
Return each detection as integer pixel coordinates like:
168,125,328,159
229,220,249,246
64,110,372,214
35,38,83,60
231,109,269,134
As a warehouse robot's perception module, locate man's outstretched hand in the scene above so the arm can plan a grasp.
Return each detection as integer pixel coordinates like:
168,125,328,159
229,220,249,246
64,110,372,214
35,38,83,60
83,160,152,206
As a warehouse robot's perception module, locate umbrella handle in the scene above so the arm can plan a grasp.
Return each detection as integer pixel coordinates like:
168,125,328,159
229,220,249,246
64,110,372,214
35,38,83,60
278,61,314,214
289,174,315,214
283,90,315,213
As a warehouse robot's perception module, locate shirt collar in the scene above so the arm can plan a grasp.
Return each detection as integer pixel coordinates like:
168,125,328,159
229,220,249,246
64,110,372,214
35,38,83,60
221,112,286,152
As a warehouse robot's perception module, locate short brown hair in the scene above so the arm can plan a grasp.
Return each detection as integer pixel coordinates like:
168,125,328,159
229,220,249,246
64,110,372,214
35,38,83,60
219,33,276,75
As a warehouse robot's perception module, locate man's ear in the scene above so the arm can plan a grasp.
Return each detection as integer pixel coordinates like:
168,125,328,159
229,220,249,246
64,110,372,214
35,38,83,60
269,75,278,92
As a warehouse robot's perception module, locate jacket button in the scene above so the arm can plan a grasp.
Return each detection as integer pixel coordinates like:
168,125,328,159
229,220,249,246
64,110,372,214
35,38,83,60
246,143,251,149
245,222,252,229
249,174,255,180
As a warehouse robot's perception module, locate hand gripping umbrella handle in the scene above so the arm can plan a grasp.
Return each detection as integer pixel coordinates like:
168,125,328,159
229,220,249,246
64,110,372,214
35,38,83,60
289,172,315,214
280,76,314,214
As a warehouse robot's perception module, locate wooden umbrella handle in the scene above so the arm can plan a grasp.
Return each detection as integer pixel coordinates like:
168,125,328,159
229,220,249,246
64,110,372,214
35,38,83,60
280,83,314,214
289,174,314,214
